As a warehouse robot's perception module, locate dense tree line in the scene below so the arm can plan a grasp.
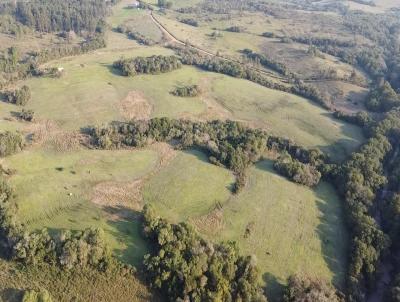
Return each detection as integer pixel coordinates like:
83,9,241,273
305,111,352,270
330,129,393,300
116,25,156,46
0,131,24,157
274,152,321,187
15,0,108,34
13,228,112,271
89,118,325,193
171,84,200,97
113,56,182,76
141,204,267,302
241,49,297,79
174,47,331,109
366,81,400,112
283,274,343,302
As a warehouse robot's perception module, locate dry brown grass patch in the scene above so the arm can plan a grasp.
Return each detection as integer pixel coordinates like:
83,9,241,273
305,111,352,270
119,91,153,121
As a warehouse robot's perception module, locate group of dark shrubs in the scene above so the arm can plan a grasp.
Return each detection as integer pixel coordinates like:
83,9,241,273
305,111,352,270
4,85,31,106
113,55,182,76
116,25,156,46
142,204,267,301
88,118,325,192
0,131,24,157
171,84,200,97
180,18,199,27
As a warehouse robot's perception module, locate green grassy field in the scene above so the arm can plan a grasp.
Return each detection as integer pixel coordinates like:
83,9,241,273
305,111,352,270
144,157,347,301
4,148,159,264
143,150,235,222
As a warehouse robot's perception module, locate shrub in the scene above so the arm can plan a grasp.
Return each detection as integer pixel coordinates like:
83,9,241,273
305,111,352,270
274,152,321,187
5,85,31,106
22,289,53,302
226,25,245,32
113,55,182,76
180,18,199,27
171,84,200,97
283,275,343,302
0,131,24,157
19,109,34,122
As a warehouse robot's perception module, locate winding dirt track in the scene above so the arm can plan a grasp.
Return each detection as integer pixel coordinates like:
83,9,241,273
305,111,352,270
149,11,289,83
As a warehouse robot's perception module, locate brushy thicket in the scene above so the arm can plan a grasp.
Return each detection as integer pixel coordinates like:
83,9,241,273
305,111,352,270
171,84,200,97
113,55,182,76
0,131,24,157
141,204,268,302
4,85,31,106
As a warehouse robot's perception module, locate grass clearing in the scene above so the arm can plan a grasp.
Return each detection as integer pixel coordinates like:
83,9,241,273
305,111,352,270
209,75,365,161
4,148,159,264
145,156,347,301
143,149,235,222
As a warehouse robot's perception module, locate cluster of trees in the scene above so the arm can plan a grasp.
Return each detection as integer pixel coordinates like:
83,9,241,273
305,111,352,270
22,289,53,302
141,204,267,302
175,47,330,109
15,0,108,34
331,131,392,300
241,49,296,78
0,47,20,73
113,55,182,76
180,18,199,27
365,81,400,112
116,25,156,46
4,85,31,106
157,0,172,9
283,275,343,302
274,152,321,187
290,36,355,49
171,84,200,97
89,118,325,193
0,131,24,157
333,111,372,129
225,26,245,33
13,228,112,271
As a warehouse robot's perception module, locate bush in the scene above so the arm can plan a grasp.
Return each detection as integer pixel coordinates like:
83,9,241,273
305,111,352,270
0,131,24,157
226,25,245,32
180,18,199,27
171,84,200,97
5,85,31,106
19,109,34,122
22,289,53,302
274,152,321,187
113,55,182,76
283,275,343,302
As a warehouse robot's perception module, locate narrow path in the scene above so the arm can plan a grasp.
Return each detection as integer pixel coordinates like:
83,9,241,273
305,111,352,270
149,11,289,83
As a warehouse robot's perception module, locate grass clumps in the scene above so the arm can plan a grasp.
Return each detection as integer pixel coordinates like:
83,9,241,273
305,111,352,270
141,204,267,302
171,84,200,97
22,289,53,302
274,152,321,187
0,131,24,157
113,55,182,76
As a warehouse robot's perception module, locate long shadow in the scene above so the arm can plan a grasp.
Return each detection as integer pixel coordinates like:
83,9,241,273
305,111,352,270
263,272,284,302
314,184,348,290
0,288,24,302
100,62,124,77
103,205,150,268
255,160,348,291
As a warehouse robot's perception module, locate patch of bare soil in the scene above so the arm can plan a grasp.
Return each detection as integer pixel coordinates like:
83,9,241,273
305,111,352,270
119,91,152,121
190,208,224,235
24,119,86,152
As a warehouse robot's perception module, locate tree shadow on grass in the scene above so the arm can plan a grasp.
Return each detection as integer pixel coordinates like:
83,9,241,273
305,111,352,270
263,272,284,302
103,205,149,267
0,288,24,302
100,63,124,77
314,187,348,290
